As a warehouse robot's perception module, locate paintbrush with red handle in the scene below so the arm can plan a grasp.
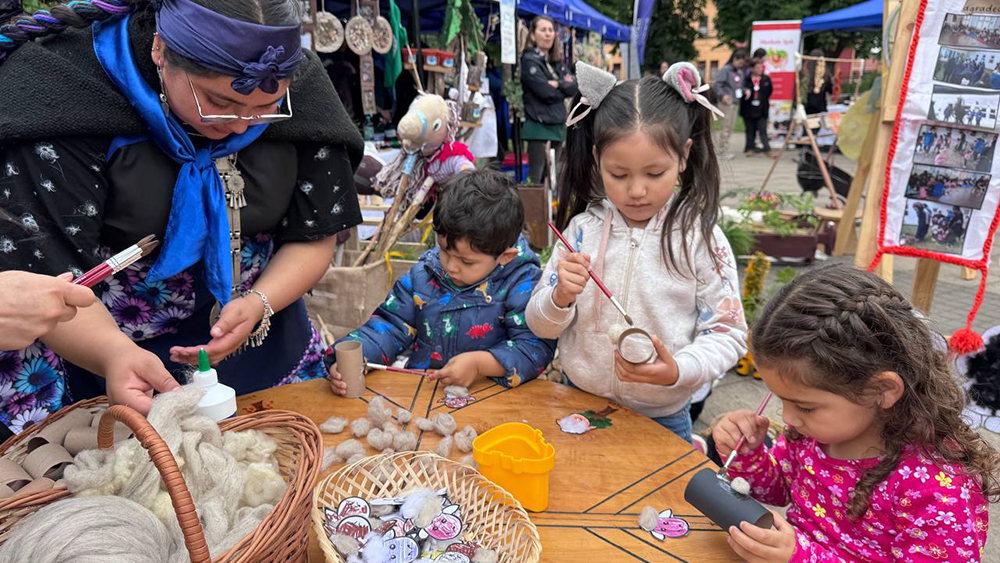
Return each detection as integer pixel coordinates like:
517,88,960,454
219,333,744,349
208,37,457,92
548,222,634,326
73,235,159,288
366,362,431,377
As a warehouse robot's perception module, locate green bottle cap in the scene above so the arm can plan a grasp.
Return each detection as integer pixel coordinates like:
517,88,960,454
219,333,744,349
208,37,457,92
198,349,210,372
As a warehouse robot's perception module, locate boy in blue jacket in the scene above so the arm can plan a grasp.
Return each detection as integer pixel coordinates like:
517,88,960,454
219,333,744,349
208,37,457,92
326,168,556,392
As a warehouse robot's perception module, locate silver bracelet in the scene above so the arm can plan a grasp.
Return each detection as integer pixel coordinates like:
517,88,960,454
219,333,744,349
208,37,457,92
240,289,274,350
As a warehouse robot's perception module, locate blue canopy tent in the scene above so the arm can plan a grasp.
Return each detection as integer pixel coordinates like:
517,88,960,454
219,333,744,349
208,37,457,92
801,0,882,33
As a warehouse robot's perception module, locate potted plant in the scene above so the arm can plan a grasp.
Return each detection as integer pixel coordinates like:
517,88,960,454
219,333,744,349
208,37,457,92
729,190,820,261
735,252,797,379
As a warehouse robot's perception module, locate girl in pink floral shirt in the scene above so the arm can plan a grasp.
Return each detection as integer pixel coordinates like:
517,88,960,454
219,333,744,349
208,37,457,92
713,265,999,563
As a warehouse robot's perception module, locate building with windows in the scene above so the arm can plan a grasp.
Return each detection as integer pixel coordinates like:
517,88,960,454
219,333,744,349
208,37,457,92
694,0,732,82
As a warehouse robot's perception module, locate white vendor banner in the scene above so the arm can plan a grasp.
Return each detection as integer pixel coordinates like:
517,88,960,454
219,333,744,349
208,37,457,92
875,0,1000,352
751,20,802,123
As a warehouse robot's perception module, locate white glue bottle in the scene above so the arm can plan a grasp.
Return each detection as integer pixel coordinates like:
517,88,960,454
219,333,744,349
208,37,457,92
191,349,237,421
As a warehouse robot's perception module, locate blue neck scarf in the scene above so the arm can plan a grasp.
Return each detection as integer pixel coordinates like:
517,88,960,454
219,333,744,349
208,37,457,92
93,15,268,306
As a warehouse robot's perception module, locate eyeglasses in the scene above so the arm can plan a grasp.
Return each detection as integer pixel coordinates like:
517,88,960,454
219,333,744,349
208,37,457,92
186,73,293,125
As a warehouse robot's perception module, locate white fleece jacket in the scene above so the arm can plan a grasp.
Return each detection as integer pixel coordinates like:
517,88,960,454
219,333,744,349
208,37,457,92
527,200,748,418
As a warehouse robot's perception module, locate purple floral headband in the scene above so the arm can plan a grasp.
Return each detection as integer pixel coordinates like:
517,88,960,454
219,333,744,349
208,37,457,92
155,0,302,95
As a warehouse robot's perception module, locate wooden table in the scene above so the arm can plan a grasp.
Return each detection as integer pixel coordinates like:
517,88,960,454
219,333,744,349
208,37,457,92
237,373,741,563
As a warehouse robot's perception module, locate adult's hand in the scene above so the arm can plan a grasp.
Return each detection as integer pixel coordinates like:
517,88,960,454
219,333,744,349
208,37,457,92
0,271,96,350
169,293,265,365
104,343,182,415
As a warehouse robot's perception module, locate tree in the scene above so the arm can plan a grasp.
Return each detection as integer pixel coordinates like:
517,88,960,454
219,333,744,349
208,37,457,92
714,0,880,57
588,0,704,74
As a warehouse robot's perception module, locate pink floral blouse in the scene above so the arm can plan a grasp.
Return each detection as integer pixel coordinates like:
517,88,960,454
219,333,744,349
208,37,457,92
729,435,989,562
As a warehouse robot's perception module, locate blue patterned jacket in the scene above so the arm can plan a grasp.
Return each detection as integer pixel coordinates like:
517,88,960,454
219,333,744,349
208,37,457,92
329,237,556,387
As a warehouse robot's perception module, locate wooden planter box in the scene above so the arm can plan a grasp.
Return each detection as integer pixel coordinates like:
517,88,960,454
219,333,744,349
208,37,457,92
752,230,818,262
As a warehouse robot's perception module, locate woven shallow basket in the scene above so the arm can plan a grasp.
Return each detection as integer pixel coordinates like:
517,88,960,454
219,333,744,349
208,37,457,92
313,452,542,563
0,399,322,563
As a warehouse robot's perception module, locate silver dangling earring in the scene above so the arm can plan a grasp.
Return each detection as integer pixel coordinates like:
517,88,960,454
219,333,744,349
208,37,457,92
156,65,169,116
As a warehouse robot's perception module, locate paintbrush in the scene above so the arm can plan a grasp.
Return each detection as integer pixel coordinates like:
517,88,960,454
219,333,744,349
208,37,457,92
366,362,431,377
73,235,159,288
718,391,773,479
548,222,634,326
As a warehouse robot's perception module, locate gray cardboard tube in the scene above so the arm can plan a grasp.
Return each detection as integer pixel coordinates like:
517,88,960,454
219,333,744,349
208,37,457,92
684,468,774,531
0,459,30,491
22,443,73,480
336,340,366,399
25,409,94,453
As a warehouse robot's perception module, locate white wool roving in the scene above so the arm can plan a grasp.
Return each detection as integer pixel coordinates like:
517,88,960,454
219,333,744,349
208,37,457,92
351,418,373,438
444,385,470,398
320,417,348,434
473,547,499,563
454,425,477,453
400,488,443,528
382,420,400,435
431,413,456,436
434,436,454,458
638,506,659,531
335,439,366,461
331,533,360,558
63,387,286,559
321,446,342,472
392,431,417,452
367,428,393,451
414,417,436,432
367,396,393,426
396,408,412,424
0,496,185,563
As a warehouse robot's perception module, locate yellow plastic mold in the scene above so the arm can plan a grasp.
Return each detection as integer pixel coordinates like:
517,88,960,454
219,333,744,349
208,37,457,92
472,422,555,512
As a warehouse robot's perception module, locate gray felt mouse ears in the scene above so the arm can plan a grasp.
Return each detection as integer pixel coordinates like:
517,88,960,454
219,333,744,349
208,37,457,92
566,61,725,127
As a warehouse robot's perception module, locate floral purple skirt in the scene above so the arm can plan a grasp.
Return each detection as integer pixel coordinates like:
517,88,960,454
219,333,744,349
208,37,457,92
0,234,326,433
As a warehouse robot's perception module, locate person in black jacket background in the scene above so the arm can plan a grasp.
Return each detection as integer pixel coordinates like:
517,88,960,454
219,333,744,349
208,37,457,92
741,58,773,156
520,15,577,184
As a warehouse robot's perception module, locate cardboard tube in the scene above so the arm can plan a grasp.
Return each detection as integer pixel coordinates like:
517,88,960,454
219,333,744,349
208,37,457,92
0,483,13,499
13,477,54,497
25,409,94,453
22,443,73,480
683,468,774,531
336,340,366,399
64,424,131,456
91,410,106,427
616,328,656,364
0,459,30,491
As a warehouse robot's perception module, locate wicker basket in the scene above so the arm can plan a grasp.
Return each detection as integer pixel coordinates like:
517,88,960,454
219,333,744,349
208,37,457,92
312,452,542,563
0,399,322,563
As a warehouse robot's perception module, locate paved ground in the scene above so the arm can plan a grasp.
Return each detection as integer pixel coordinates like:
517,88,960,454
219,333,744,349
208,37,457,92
705,133,999,561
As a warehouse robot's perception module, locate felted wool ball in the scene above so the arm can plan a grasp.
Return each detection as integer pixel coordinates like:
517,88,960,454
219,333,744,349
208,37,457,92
608,323,627,344
367,396,393,426
367,428,393,451
730,477,751,496
321,446,342,472
346,454,365,465
432,413,457,436
382,421,401,435
434,436,454,458
393,431,417,452
638,506,659,531
444,385,470,398
396,408,412,424
351,418,373,438
335,439,366,461
473,547,499,563
414,417,436,432
454,425,477,453
458,455,476,468
319,416,349,435
381,448,395,455
331,533,360,557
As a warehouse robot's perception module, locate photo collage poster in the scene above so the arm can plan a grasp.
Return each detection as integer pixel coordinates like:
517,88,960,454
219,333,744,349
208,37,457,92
881,0,1000,269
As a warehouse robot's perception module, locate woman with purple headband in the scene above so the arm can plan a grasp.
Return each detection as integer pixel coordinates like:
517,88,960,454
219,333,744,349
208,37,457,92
0,0,363,427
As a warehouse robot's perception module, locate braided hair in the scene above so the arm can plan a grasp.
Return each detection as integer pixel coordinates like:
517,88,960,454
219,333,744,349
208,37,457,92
751,264,1000,518
0,0,302,71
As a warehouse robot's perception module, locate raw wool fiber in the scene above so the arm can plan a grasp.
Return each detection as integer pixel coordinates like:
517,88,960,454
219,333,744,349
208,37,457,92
432,413,456,436
346,454,366,465
396,408,412,424
367,428,393,451
414,417,436,432
331,533,361,558
351,418,373,438
400,488,443,528
473,547,499,563
381,421,400,435
638,506,658,531
367,396,393,426
321,446,342,471
458,455,476,468
60,387,286,560
443,385,470,398
335,439,366,461
0,496,186,563
730,477,751,496
392,431,417,452
434,436,454,458
319,416,348,434
454,425,477,453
